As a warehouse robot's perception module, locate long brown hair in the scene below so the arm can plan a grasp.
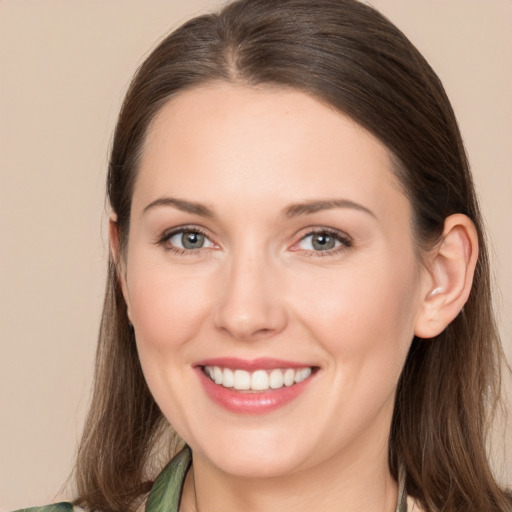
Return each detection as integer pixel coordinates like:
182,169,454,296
73,1,511,510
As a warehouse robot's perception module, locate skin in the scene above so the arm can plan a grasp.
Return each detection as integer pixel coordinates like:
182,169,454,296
112,83,477,512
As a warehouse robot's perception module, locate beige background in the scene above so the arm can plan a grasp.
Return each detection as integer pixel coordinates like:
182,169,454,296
0,0,510,509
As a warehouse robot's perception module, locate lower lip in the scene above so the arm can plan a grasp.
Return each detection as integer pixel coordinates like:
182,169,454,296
196,368,315,414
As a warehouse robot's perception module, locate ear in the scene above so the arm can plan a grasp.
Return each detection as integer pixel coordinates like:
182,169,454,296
108,213,133,323
414,214,478,339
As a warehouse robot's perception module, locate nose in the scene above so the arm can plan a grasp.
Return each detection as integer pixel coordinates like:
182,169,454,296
213,252,288,341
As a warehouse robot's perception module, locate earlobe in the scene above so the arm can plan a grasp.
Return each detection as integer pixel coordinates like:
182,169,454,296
414,214,478,339
108,213,133,323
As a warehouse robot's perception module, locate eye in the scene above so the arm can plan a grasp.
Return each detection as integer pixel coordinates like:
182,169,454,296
161,228,215,252
295,229,352,255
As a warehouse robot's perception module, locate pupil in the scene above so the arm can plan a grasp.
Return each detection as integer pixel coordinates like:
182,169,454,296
182,232,204,249
312,233,335,251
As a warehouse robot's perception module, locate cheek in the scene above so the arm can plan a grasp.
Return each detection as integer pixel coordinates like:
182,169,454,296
291,256,420,372
126,257,215,355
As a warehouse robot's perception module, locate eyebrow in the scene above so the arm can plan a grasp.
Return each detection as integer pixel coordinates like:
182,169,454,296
282,199,376,219
142,197,215,217
142,196,375,219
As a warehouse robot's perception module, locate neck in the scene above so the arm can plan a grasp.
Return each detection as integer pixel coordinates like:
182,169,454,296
181,440,399,512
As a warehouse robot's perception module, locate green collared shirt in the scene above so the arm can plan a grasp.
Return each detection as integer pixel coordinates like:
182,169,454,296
14,446,408,512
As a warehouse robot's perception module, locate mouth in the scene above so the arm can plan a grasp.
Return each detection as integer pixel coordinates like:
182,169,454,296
195,358,319,414
202,365,315,392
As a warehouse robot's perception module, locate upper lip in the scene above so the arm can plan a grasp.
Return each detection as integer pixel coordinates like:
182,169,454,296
194,357,316,371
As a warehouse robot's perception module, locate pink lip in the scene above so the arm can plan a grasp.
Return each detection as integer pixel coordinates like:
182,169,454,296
194,358,318,414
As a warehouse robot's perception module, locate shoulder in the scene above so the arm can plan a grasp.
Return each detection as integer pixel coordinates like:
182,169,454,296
12,504,86,512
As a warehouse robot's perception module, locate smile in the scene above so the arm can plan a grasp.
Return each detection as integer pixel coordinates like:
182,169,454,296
203,366,313,391
196,359,318,414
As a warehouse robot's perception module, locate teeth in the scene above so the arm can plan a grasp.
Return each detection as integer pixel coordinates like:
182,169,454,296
284,368,295,387
204,365,314,391
251,370,269,391
269,369,284,389
295,367,312,383
213,366,223,384
233,369,251,390
223,368,234,388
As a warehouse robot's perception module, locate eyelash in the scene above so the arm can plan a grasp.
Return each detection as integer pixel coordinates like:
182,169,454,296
157,226,353,257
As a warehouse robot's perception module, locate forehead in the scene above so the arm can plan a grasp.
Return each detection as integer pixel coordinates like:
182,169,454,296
134,83,408,222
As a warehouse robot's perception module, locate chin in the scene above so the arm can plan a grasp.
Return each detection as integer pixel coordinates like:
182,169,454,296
190,430,315,478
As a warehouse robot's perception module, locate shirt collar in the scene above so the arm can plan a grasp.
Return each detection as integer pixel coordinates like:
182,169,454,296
145,446,192,512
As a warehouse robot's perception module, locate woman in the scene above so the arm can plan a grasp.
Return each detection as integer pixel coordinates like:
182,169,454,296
16,0,511,511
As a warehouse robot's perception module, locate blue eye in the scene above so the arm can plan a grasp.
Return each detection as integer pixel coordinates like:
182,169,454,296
165,229,214,251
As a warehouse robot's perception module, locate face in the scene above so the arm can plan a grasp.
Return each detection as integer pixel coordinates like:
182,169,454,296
119,83,427,478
